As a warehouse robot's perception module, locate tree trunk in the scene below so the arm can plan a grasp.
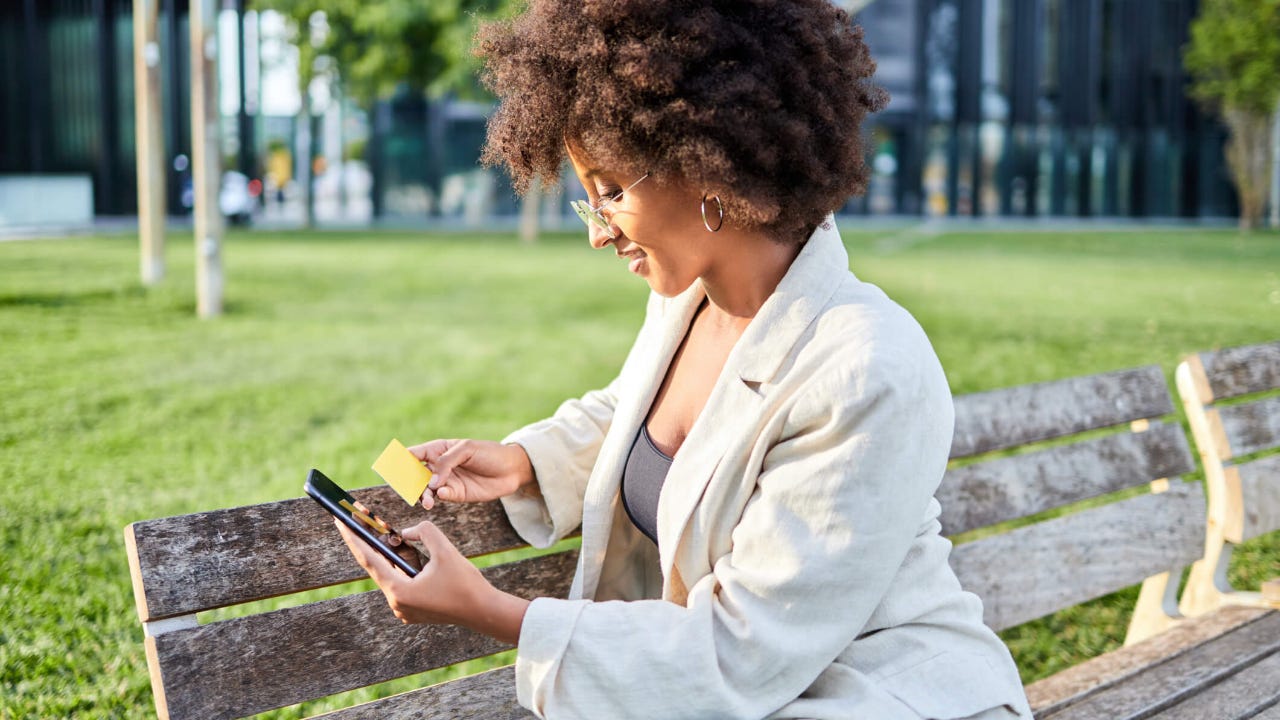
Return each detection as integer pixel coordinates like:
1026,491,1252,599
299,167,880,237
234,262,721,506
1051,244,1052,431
519,176,542,244
191,0,223,318
298,93,316,229
1224,107,1274,231
133,0,165,285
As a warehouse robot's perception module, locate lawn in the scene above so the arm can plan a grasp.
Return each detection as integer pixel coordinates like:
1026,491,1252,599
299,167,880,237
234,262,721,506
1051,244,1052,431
1,224,1277,718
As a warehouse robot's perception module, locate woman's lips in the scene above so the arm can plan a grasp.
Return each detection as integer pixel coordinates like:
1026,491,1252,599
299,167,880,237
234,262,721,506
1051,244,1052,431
617,247,647,274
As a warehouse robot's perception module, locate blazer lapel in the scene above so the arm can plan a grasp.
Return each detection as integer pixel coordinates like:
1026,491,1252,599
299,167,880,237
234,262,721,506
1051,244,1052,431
655,217,852,587
655,373,762,593
575,283,705,599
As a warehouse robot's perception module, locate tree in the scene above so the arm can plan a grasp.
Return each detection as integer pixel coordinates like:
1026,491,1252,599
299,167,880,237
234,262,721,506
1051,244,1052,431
252,0,326,228
1184,0,1280,230
251,0,512,226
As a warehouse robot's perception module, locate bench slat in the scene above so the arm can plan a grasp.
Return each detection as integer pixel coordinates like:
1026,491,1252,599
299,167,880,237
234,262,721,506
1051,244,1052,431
1239,454,1280,542
1025,605,1272,715
127,489,526,621
938,422,1194,535
1253,698,1280,720
1035,611,1280,720
148,551,576,720
1198,340,1280,401
312,666,531,719
1218,395,1280,459
950,483,1205,632
1152,651,1280,720
950,366,1173,458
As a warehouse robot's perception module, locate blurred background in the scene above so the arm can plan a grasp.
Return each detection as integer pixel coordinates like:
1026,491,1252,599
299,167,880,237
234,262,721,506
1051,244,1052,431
2,0,1276,234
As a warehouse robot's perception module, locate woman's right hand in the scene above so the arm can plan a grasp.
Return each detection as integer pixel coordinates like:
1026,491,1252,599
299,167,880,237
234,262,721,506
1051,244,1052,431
407,439,535,509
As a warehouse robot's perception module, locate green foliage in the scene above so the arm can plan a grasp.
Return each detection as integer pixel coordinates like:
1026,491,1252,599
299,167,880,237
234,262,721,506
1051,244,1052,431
1184,0,1280,116
343,137,368,162
2,227,1279,715
1183,0,1280,228
251,0,515,106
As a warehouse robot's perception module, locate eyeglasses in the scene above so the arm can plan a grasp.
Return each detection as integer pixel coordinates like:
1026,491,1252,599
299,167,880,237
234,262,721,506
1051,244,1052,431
570,173,649,239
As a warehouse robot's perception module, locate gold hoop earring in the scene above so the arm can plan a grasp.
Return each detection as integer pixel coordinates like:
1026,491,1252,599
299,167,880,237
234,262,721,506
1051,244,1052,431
701,194,724,233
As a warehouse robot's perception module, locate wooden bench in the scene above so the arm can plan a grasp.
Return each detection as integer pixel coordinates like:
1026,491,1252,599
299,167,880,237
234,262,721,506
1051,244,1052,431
936,365,1215,713
1176,340,1280,616
126,364,1215,719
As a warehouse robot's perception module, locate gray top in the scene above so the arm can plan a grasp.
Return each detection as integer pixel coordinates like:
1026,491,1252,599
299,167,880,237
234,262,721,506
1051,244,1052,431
622,425,673,545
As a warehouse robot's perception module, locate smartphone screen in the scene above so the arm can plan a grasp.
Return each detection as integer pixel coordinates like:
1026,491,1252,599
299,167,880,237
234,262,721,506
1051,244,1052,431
305,468,423,577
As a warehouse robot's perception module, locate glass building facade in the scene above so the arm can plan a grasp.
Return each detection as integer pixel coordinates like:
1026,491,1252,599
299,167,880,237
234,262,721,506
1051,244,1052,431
2,0,200,216
854,0,1238,218
0,0,1239,220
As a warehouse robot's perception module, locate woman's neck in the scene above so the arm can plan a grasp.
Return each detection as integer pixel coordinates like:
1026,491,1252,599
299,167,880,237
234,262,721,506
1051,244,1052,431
698,229,803,327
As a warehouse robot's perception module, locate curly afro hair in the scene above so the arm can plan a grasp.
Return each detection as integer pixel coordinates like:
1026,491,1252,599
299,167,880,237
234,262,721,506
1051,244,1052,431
475,0,888,242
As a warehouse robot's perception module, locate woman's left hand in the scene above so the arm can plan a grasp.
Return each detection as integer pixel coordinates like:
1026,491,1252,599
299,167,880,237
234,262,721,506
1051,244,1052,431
334,519,530,644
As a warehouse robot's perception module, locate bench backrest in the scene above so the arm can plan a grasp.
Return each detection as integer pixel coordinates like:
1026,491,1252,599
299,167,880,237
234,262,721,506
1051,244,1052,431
126,364,1206,718
125,488,565,719
1176,340,1280,614
939,365,1203,633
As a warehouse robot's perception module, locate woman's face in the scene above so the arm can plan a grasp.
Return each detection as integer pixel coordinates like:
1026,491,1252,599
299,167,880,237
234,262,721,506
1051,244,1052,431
566,145,711,298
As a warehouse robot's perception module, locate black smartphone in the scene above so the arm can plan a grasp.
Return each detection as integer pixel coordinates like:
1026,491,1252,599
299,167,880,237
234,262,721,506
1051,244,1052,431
304,468,424,577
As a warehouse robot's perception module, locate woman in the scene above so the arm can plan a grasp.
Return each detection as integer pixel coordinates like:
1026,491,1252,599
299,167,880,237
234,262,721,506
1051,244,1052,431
335,1,1032,718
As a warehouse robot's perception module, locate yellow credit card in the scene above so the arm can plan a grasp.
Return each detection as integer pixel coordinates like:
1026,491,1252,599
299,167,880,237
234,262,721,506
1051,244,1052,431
372,438,433,506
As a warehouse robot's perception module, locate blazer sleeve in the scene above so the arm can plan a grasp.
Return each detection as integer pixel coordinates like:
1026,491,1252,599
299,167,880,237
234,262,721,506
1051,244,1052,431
500,292,665,548
499,376,625,547
513,344,956,719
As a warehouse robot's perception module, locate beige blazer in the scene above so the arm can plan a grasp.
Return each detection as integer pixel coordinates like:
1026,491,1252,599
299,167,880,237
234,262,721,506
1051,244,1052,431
500,218,1032,720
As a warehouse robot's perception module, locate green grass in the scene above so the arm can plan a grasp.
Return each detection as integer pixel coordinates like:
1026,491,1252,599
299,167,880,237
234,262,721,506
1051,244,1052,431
1,225,1278,717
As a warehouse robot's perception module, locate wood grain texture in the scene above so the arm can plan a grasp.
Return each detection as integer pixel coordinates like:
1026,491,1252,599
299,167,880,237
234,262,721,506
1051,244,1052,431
126,489,527,621
1199,341,1280,401
950,366,1173,459
1151,651,1280,719
1036,611,1280,720
1253,701,1280,720
311,667,533,720
950,483,1206,632
938,422,1194,535
1026,605,1270,715
149,551,576,720
1219,396,1280,458
1238,454,1280,541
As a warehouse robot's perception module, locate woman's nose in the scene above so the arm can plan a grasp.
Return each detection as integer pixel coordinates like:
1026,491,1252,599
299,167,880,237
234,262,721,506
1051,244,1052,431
587,223,616,249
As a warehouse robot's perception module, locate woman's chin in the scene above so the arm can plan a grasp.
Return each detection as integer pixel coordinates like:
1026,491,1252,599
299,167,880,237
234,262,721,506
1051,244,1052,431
644,275,697,299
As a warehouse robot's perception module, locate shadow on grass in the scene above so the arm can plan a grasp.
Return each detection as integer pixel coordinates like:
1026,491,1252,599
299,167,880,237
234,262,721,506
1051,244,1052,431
169,298,253,316
0,286,146,309
0,285,256,319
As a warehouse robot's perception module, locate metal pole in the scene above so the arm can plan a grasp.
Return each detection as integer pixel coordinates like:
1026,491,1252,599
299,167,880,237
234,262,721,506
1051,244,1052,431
134,0,166,285
190,0,223,317
236,0,253,178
